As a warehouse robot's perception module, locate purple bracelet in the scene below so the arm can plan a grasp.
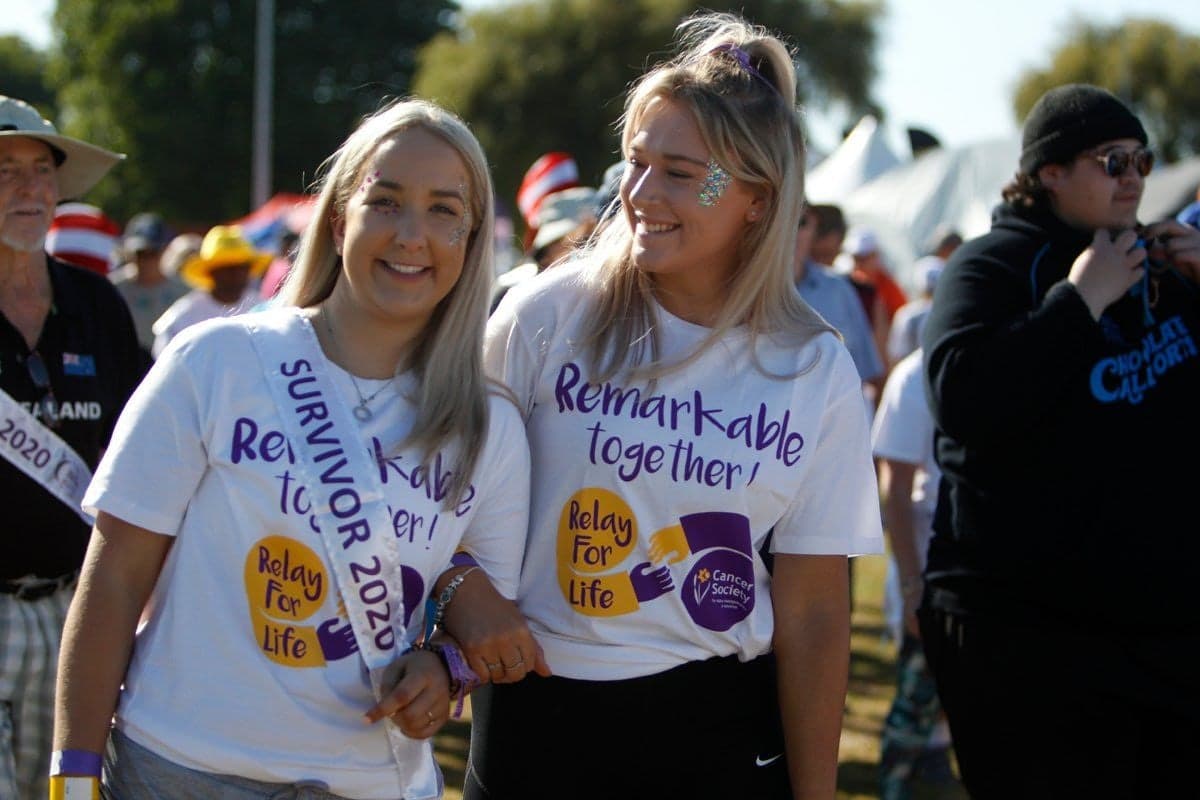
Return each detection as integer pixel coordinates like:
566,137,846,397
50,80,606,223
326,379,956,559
439,641,480,718
418,640,480,718
50,748,103,777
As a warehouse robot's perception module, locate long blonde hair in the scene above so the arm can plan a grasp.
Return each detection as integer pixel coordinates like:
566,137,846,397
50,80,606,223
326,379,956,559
578,12,832,381
276,97,496,506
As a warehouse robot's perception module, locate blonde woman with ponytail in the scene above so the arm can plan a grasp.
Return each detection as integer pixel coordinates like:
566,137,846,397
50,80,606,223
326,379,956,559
471,13,882,799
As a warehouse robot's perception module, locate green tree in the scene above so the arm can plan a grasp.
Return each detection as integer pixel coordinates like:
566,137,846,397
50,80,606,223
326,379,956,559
0,36,56,117
1013,17,1200,163
48,0,455,224
414,0,881,226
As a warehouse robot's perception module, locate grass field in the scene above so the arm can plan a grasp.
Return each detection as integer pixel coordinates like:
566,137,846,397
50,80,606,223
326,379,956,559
432,554,965,799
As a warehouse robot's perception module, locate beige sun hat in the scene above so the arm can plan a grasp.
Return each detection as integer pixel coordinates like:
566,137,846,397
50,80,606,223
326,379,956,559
0,95,124,199
531,186,598,253
180,225,273,289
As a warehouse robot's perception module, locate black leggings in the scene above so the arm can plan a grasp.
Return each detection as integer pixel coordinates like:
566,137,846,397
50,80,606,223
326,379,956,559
463,653,790,800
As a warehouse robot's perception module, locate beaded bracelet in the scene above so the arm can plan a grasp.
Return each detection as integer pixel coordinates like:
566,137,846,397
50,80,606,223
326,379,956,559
431,565,480,629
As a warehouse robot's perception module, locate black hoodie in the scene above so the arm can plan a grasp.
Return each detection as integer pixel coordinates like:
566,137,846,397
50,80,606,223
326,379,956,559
921,202,1200,631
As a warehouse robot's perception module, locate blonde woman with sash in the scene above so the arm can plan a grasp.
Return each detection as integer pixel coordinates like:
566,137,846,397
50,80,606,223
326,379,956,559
51,98,541,800
471,13,882,800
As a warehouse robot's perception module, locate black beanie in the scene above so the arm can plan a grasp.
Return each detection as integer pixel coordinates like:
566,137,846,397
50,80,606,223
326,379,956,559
1019,84,1147,174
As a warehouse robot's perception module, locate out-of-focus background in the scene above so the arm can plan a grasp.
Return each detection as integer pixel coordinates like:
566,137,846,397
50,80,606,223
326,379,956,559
4,0,1197,289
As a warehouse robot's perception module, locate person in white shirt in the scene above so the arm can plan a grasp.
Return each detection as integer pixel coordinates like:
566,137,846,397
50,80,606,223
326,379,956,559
467,12,883,799
150,224,270,358
885,255,943,368
53,98,541,800
872,349,961,799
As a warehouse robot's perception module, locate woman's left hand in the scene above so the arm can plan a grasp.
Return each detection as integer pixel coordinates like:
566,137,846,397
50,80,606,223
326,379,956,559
1141,219,1200,285
363,649,450,739
440,575,551,685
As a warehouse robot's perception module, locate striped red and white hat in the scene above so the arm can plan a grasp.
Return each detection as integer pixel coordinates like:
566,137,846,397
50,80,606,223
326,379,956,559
45,202,120,275
516,152,579,249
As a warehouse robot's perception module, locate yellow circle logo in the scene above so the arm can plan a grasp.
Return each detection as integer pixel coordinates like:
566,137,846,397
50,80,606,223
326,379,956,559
244,535,327,622
557,488,637,574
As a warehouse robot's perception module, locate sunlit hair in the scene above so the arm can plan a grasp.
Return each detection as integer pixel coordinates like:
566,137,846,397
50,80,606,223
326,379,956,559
276,97,496,506
1001,169,1052,210
574,11,832,382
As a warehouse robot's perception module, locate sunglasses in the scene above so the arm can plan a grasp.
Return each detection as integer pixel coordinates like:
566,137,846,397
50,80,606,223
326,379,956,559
25,350,59,429
1090,147,1154,178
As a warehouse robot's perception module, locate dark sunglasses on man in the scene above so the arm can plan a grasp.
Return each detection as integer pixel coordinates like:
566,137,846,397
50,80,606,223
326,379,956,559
1089,147,1154,178
24,349,60,429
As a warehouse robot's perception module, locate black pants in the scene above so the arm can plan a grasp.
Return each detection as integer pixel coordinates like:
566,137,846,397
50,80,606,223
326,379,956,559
463,654,790,800
919,605,1200,799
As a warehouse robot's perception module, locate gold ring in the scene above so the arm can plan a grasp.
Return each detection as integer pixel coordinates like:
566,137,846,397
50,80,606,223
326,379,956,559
426,710,435,724
503,659,525,670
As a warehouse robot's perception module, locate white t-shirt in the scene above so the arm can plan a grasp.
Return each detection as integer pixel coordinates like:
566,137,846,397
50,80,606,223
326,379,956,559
485,267,883,680
886,297,931,365
869,348,939,640
151,287,261,358
83,307,530,800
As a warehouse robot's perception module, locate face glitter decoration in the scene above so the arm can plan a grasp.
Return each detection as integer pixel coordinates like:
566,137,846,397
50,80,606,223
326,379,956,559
448,180,472,246
698,158,731,207
358,169,381,195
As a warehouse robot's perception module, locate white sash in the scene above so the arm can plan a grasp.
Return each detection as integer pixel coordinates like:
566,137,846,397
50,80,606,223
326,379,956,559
246,311,440,799
0,387,93,524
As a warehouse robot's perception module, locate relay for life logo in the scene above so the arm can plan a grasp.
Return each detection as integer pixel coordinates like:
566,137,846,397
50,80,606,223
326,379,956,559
556,488,755,631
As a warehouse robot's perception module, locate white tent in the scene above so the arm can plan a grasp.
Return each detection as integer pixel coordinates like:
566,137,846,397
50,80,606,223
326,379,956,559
805,115,901,204
837,136,1020,293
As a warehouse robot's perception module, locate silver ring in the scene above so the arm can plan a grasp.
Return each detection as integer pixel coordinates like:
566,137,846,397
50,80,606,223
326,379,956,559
503,658,525,670
426,710,435,724
486,661,503,671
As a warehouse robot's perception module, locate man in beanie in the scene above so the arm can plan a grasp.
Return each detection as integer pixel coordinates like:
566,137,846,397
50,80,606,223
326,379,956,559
0,95,143,799
919,84,1200,797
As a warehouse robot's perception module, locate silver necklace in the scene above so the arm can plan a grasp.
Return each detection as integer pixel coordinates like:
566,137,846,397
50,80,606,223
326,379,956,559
321,309,389,421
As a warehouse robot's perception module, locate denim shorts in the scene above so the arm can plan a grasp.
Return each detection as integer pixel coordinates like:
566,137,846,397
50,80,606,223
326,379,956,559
104,727,392,800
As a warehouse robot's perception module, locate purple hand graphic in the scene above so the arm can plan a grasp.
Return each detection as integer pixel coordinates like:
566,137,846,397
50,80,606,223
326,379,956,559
630,561,674,602
400,565,424,628
317,618,359,661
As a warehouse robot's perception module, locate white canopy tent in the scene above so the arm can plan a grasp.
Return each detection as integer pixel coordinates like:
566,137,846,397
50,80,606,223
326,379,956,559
805,115,901,204
837,136,1020,293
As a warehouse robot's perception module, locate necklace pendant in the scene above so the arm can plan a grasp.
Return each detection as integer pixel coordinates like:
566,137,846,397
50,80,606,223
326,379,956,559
353,403,373,422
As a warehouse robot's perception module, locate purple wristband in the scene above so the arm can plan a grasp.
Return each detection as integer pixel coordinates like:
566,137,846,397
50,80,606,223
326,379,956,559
50,749,103,777
440,642,480,718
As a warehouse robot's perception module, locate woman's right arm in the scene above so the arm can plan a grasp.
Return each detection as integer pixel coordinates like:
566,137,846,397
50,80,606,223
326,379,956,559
53,512,174,756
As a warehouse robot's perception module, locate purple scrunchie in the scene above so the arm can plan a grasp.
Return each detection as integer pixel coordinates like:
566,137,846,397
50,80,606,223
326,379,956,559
708,43,777,95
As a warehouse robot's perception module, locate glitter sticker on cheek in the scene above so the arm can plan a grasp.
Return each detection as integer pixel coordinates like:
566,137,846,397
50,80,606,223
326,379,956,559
449,211,471,246
699,159,731,207
448,181,472,246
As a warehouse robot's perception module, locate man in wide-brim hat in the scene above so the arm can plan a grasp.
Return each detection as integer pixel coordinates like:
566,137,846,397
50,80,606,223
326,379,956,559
0,94,144,800
152,225,270,357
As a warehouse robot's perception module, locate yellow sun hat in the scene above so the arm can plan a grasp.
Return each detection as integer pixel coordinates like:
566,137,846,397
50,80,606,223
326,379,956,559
180,225,273,289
